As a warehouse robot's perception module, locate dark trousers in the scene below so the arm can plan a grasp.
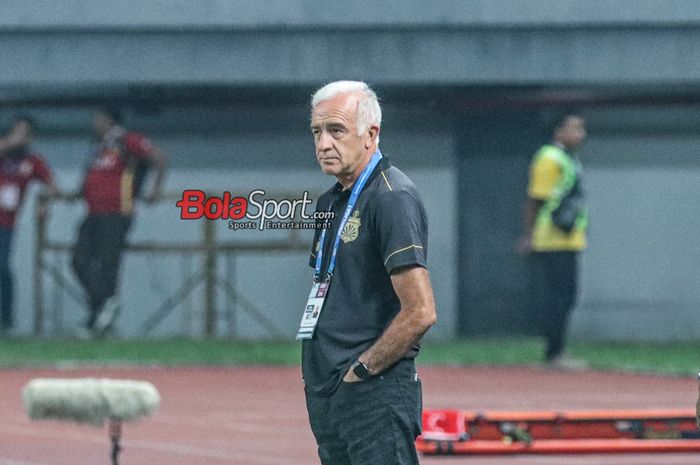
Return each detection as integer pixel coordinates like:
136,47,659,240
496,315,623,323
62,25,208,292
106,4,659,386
530,251,579,361
304,361,422,465
0,226,14,329
72,214,131,326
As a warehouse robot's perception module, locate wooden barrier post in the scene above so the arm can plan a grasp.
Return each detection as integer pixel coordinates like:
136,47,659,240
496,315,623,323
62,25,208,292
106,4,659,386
33,192,47,335
203,218,217,337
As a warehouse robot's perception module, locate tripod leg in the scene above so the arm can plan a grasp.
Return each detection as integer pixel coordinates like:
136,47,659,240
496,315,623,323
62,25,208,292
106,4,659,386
110,420,122,465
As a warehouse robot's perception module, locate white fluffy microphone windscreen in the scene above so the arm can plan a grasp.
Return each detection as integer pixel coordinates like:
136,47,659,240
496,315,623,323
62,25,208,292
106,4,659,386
22,378,160,426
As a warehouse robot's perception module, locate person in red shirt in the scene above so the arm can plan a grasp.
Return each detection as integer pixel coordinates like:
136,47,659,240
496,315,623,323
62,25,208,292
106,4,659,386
72,107,166,338
0,115,58,335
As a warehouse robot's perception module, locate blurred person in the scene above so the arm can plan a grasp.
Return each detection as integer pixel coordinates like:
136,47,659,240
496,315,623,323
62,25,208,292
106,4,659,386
71,107,166,338
298,81,436,465
517,112,588,370
0,115,58,336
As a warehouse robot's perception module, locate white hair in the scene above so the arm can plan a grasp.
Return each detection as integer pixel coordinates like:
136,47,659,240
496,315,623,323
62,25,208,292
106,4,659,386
311,81,382,139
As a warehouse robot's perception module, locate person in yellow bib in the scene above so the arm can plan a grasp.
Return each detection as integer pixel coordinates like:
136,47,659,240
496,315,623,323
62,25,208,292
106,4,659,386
517,112,588,370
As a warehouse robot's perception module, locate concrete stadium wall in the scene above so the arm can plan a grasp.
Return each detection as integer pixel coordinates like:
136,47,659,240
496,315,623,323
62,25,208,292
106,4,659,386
571,108,700,341
4,0,700,91
6,0,700,29
454,106,700,342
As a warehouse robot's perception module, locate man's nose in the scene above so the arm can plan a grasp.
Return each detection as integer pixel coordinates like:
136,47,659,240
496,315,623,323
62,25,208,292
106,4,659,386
316,130,333,151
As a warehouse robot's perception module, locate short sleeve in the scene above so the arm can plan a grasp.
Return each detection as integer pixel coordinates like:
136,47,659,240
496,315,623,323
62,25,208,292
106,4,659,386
375,189,428,274
123,133,154,159
527,155,561,200
32,156,53,184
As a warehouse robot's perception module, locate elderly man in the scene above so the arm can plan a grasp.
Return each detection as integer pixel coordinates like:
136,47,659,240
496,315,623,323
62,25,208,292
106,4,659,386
297,80,436,465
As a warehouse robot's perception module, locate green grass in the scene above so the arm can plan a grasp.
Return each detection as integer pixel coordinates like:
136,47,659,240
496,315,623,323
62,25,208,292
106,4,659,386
0,337,697,376
0,338,301,367
419,338,545,365
571,341,700,376
421,339,700,376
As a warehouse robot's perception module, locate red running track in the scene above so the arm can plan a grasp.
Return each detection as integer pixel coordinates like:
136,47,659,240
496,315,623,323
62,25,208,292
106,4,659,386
0,366,697,465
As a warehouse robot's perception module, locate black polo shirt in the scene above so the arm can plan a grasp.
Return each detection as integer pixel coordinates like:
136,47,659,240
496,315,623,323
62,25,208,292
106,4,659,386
302,156,429,396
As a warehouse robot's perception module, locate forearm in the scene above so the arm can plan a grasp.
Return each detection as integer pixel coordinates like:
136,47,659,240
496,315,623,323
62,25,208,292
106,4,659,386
148,149,167,199
150,167,166,197
359,308,434,375
343,267,435,382
522,198,542,235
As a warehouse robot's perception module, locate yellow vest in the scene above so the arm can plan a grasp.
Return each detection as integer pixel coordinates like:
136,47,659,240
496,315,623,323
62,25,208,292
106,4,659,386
527,145,587,252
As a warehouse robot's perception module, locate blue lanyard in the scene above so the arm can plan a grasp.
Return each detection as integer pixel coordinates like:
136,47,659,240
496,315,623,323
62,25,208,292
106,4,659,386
314,150,382,282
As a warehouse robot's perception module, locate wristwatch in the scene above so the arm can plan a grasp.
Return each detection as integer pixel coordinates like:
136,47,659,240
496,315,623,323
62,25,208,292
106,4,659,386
352,360,372,380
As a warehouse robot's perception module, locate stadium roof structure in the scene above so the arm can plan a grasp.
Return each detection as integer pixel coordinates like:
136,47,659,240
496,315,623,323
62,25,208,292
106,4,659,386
2,0,700,99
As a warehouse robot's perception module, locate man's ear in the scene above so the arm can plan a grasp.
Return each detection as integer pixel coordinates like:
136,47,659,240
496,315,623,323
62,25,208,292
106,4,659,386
365,125,380,149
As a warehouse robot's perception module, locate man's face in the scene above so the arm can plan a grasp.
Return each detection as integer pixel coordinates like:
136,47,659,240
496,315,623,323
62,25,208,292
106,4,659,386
92,112,113,138
310,93,371,179
556,116,587,151
12,121,33,146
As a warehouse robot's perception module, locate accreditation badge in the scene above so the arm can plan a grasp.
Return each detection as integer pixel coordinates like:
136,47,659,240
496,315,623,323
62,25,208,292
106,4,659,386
295,281,330,340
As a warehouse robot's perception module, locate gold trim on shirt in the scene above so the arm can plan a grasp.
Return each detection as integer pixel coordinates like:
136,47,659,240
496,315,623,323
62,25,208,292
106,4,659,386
381,171,393,191
384,244,423,266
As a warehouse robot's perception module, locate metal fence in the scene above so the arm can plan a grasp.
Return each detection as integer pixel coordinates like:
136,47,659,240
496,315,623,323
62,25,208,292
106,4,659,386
32,191,312,338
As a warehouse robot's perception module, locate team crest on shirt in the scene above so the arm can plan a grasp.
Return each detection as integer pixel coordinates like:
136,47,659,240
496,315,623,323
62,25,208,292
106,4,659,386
340,210,361,243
